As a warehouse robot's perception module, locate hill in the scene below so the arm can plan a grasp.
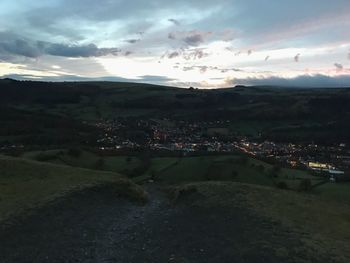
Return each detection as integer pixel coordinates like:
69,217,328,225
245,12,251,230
1,78,350,148
0,155,147,224
169,181,350,262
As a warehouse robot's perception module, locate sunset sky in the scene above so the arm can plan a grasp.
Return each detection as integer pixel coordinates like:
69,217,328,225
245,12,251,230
0,0,349,87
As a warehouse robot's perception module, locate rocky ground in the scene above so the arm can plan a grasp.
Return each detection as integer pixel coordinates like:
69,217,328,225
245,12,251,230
0,183,319,263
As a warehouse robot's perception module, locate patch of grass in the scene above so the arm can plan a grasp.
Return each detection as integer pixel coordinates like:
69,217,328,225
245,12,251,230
0,155,146,223
312,182,350,205
176,182,350,262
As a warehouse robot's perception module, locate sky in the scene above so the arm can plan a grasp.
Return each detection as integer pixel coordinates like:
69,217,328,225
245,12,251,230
0,0,350,88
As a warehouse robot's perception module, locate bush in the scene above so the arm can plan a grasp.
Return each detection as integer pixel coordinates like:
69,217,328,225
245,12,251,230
168,185,199,204
112,180,148,204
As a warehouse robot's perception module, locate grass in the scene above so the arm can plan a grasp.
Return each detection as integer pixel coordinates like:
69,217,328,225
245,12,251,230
0,155,147,223
152,155,317,189
20,150,349,204
312,182,350,205
172,182,350,262
21,150,142,174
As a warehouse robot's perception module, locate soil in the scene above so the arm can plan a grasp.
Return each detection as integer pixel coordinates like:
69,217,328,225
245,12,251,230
0,183,322,263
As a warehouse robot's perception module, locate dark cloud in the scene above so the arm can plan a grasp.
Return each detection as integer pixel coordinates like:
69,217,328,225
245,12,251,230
234,51,241,56
219,67,243,73
163,48,209,60
247,49,252,55
124,39,141,44
168,32,177,40
125,51,133,56
0,39,42,58
45,43,120,57
182,65,237,74
334,63,343,72
168,31,212,46
1,73,131,82
265,56,270,61
167,51,180,59
294,53,301,62
168,18,180,26
183,49,209,60
229,74,350,87
137,75,176,82
199,66,208,73
0,34,121,58
183,66,194,71
184,33,205,46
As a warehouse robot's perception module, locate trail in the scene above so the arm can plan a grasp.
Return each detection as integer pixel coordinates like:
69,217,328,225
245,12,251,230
0,184,312,263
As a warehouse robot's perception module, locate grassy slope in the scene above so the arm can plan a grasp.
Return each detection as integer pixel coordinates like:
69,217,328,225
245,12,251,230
21,150,349,201
21,150,142,174
152,155,320,187
0,155,147,223
173,182,350,262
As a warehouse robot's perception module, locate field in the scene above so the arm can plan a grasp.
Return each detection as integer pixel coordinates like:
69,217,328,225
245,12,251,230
0,155,147,223
171,182,350,262
19,149,350,204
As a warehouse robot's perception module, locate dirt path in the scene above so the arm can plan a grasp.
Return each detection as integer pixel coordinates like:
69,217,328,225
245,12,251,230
0,184,317,263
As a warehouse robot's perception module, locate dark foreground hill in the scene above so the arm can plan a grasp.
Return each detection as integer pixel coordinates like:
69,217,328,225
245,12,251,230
1,182,349,263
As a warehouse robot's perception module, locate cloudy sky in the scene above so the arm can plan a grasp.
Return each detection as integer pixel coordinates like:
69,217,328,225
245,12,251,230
0,0,350,88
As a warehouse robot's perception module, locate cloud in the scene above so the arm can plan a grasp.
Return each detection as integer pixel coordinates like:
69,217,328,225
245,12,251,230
294,53,301,62
45,43,120,57
169,30,212,46
334,63,343,72
228,74,350,87
124,51,133,56
137,75,176,82
198,66,208,74
124,39,141,44
247,49,252,55
168,32,177,40
1,73,131,82
0,34,121,58
184,33,205,46
167,51,180,59
348,51,350,60
265,56,270,61
183,49,209,60
168,18,180,26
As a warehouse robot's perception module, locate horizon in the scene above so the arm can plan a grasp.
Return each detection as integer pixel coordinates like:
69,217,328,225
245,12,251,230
3,77,350,90
0,1,350,88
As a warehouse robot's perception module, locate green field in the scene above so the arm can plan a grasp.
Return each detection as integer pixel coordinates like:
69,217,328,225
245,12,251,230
171,182,350,262
19,150,350,204
0,155,147,223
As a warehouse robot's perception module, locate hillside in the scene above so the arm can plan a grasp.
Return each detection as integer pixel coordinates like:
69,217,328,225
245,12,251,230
169,182,350,262
1,79,350,148
0,155,147,223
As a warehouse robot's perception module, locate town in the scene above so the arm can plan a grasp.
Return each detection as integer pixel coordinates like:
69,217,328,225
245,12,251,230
93,118,350,180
